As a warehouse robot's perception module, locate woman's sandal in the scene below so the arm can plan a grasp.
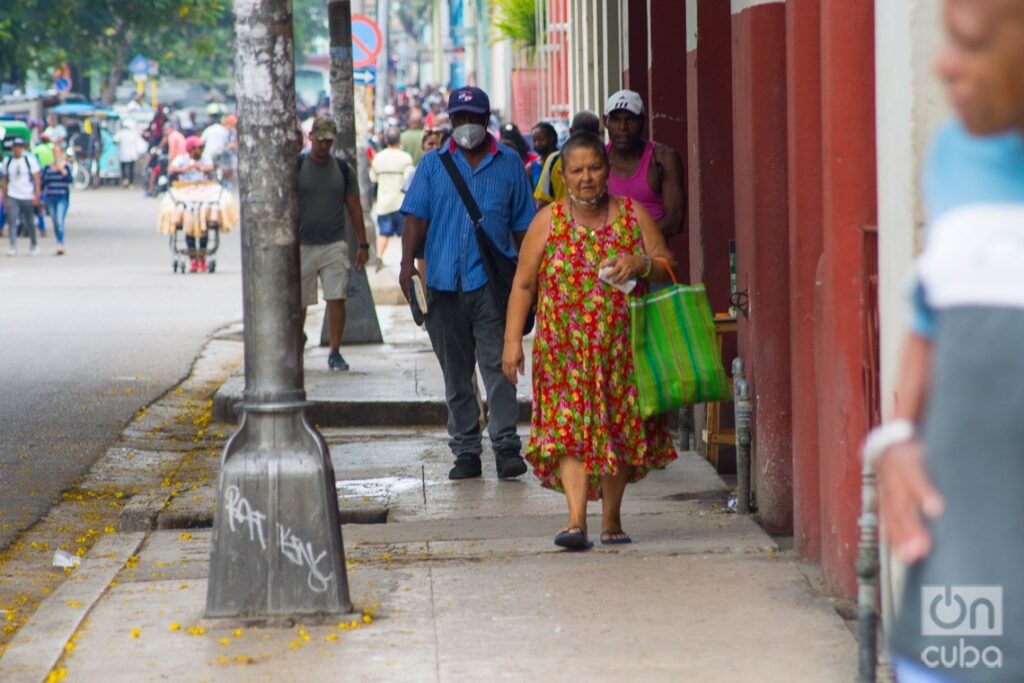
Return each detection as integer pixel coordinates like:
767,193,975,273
554,526,593,551
600,530,633,545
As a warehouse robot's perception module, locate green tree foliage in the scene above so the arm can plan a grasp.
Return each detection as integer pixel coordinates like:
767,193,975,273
489,0,537,53
0,1,230,102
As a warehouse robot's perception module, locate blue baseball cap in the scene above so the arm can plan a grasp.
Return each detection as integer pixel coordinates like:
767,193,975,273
447,86,490,115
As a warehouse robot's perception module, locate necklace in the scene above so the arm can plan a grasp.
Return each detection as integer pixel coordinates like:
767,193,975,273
568,199,610,233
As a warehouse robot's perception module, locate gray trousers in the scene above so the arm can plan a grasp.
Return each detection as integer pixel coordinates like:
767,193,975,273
424,284,521,459
6,198,37,248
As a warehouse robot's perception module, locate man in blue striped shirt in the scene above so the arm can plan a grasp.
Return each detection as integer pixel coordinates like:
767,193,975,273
400,86,536,481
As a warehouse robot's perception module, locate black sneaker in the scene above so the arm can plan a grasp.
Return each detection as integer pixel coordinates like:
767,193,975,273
495,449,527,480
328,350,349,371
448,454,482,480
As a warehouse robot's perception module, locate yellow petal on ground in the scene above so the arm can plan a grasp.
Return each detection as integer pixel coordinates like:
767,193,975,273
178,533,193,541
130,628,140,639
220,637,230,646
232,628,243,638
362,614,373,624
66,600,83,608
287,640,302,649
325,633,338,642
216,656,229,664
169,622,181,631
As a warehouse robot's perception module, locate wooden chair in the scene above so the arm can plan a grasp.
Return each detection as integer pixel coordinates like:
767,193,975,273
702,315,737,469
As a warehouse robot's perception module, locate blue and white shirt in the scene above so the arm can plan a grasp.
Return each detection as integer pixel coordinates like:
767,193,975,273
41,163,72,201
892,119,1024,681
911,121,1024,336
401,135,535,292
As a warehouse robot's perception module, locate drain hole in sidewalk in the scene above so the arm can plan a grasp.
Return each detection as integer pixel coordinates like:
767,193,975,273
339,507,389,525
158,511,214,530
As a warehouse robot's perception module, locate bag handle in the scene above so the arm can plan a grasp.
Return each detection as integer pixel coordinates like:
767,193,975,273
653,256,678,285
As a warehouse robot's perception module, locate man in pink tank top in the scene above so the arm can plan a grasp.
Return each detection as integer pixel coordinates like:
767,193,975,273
604,89,685,239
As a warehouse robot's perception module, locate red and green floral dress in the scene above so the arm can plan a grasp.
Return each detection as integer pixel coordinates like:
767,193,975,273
525,198,677,500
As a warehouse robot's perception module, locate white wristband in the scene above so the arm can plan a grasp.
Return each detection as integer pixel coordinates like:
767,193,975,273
862,418,916,468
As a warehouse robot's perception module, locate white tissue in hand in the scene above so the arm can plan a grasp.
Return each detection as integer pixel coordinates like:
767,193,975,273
598,266,637,294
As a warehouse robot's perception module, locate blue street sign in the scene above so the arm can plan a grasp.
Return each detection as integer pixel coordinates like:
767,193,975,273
129,54,150,77
351,16,382,68
353,68,376,86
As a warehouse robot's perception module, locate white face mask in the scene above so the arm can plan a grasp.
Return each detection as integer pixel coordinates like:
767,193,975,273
453,123,486,150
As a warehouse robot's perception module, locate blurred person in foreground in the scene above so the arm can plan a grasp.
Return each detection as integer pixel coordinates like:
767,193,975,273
534,111,601,208
502,133,678,550
867,1,1024,680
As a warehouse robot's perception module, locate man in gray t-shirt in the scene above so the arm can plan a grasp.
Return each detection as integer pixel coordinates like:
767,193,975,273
299,117,369,371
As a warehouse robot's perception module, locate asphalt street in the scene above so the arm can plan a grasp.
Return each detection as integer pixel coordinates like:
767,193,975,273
0,186,243,550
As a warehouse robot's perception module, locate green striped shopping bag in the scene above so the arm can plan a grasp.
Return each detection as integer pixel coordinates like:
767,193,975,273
629,282,731,418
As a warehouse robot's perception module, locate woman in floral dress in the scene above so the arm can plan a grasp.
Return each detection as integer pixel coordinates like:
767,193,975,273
502,132,678,550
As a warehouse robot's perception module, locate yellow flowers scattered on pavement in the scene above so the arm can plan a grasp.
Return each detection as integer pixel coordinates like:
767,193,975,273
325,633,338,642
220,637,230,646
45,668,67,683
130,627,141,639
168,622,181,632
232,628,244,638
178,532,193,542
65,600,83,608
186,625,206,636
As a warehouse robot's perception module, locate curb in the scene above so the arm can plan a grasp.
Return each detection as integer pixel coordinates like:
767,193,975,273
212,380,532,427
0,533,145,683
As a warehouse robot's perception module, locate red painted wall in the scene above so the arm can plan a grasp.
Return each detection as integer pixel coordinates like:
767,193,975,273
731,2,793,534
686,0,735,312
647,0,688,259
625,0,649,105
785,0,824,559
816,0,877,598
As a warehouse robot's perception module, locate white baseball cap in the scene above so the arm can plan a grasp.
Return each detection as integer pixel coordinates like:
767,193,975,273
605,89,644,116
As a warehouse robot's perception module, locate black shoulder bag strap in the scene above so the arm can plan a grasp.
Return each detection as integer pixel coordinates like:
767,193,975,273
438,151,535,335
439,152,484,230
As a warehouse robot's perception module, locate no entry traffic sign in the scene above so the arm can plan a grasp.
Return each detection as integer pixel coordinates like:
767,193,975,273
351,15,382,69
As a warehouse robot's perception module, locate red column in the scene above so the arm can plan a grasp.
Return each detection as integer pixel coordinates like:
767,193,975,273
731,0,792,534
785,0,824,559
816,0,876,598
625,0,649,104
647,0,688,257
686,0,734,311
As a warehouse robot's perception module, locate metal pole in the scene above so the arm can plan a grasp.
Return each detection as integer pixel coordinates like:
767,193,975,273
325,0,383,345
732,357,752,514
856,459,880,682
207,0,352,618
375,0,391,130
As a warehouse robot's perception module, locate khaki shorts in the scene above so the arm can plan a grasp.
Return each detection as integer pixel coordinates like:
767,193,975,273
300,241,350,307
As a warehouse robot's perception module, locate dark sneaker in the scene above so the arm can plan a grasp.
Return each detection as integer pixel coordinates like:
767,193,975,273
448,454,482,480
495,449,527,480
327,350,349,371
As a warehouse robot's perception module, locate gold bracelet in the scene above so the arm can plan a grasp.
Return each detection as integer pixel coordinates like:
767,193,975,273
639,253,653,279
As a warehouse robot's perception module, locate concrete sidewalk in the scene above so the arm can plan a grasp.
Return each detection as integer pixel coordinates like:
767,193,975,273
0,305,857,682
